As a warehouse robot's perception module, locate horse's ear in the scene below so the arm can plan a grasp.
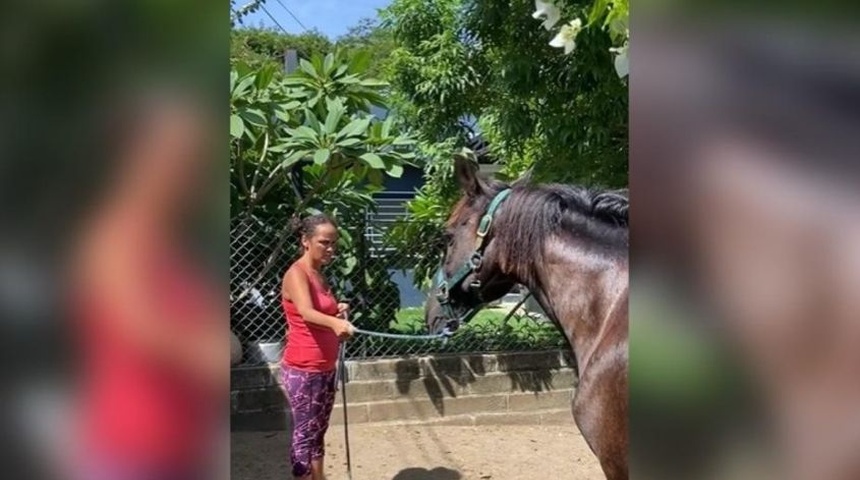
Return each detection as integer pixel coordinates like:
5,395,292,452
512,167,534,187
454,153,485,197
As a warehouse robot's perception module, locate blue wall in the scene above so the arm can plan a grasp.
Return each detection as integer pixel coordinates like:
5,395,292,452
391,269,426,309
381,164,423,193
380,164,426,309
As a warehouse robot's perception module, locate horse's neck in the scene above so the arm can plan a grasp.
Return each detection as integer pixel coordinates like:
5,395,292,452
529,240,628,371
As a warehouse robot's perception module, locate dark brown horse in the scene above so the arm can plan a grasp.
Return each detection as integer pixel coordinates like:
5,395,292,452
425,156,628,479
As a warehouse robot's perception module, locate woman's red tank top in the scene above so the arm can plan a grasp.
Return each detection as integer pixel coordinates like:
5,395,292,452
75,243,218,469
282,262,340,372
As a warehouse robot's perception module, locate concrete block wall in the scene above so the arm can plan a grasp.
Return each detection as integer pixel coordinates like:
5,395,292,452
231,350,577,431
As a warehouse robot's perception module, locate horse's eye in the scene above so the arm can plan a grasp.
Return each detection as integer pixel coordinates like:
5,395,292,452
438,232,453,249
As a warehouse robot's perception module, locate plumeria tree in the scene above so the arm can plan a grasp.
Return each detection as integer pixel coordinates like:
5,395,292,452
230,48,421,335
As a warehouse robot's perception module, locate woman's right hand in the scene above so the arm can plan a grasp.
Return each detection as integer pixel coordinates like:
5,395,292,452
332,319,355,339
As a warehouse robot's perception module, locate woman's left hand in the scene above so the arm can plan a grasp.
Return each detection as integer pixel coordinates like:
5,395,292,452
337,302,350,318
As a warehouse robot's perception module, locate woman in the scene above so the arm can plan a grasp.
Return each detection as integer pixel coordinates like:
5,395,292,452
70,91,224,480
281,213,355,480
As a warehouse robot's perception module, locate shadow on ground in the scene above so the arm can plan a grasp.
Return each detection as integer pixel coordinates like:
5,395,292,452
391,466,462,480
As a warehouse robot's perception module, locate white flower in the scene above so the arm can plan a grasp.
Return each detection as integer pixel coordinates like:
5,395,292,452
609,42,628,78
531,0,561,31
549,18,583,55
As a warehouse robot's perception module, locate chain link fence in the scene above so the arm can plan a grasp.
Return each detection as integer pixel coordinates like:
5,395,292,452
230,211,567,366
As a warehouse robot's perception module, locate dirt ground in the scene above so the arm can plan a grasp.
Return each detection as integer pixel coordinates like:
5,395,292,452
232,423,604,480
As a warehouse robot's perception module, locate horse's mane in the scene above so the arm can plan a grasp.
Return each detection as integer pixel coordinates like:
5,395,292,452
464,179,628,286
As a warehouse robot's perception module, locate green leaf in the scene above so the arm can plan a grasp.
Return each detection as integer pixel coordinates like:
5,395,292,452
336,137,361,147
588,0,611,27
338,75,361,85
305,109,321,132
323,111,342,136
254,65,276,90
281,150,310,168
348,50,372,74
267,143,292,153
360,152,385,169
232,73,256,98
311,54,325,76
381,116,394,138
323,53,335,76
282,76,313,87
230,114,245,139
313,148,331,165
275,103,301,123
363,91,387,108
299,58,317,77
337,117,371,139
386,164,404,178
239,108,267,127
367,168,383,186
287,125,318,139
323,98,345,135
343,255,358,275
235,62,253,79
359,78,388,88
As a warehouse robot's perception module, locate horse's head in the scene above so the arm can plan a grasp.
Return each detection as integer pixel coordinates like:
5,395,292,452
425,156,518,335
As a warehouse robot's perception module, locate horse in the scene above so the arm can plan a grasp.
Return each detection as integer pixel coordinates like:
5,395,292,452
425,156,629,480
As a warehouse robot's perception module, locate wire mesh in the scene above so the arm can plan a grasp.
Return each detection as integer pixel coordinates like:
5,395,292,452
230,213,567,365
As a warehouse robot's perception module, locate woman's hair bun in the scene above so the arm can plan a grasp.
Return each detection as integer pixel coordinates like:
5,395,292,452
290,213,337,239
288,215,304,237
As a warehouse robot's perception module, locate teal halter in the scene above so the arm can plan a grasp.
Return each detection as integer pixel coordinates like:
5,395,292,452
432,188,512,328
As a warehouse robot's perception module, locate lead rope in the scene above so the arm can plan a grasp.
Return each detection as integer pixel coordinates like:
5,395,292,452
336,343,352,480
334,292,529,480
335,315,453,480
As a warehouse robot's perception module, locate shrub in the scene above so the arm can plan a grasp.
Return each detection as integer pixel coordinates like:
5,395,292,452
343,305,566,358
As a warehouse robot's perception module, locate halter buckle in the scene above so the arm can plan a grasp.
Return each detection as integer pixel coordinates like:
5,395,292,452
436,281,449,301
476,214,492,238
469,252,483,270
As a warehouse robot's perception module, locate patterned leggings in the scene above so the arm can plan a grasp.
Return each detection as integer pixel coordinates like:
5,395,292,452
282,366,337,478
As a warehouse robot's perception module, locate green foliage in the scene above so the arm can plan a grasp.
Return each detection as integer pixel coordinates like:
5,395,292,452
230,45,422,338
380,0,487,142
380,307,567,354
231,27,333,72
380,0,628,289
463,0,627,186
230,49,418,216
385,139,465,289
378,0,629,182
335,17,397,80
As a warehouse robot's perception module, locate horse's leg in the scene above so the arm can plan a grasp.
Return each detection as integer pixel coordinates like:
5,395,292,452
572,356,628,480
